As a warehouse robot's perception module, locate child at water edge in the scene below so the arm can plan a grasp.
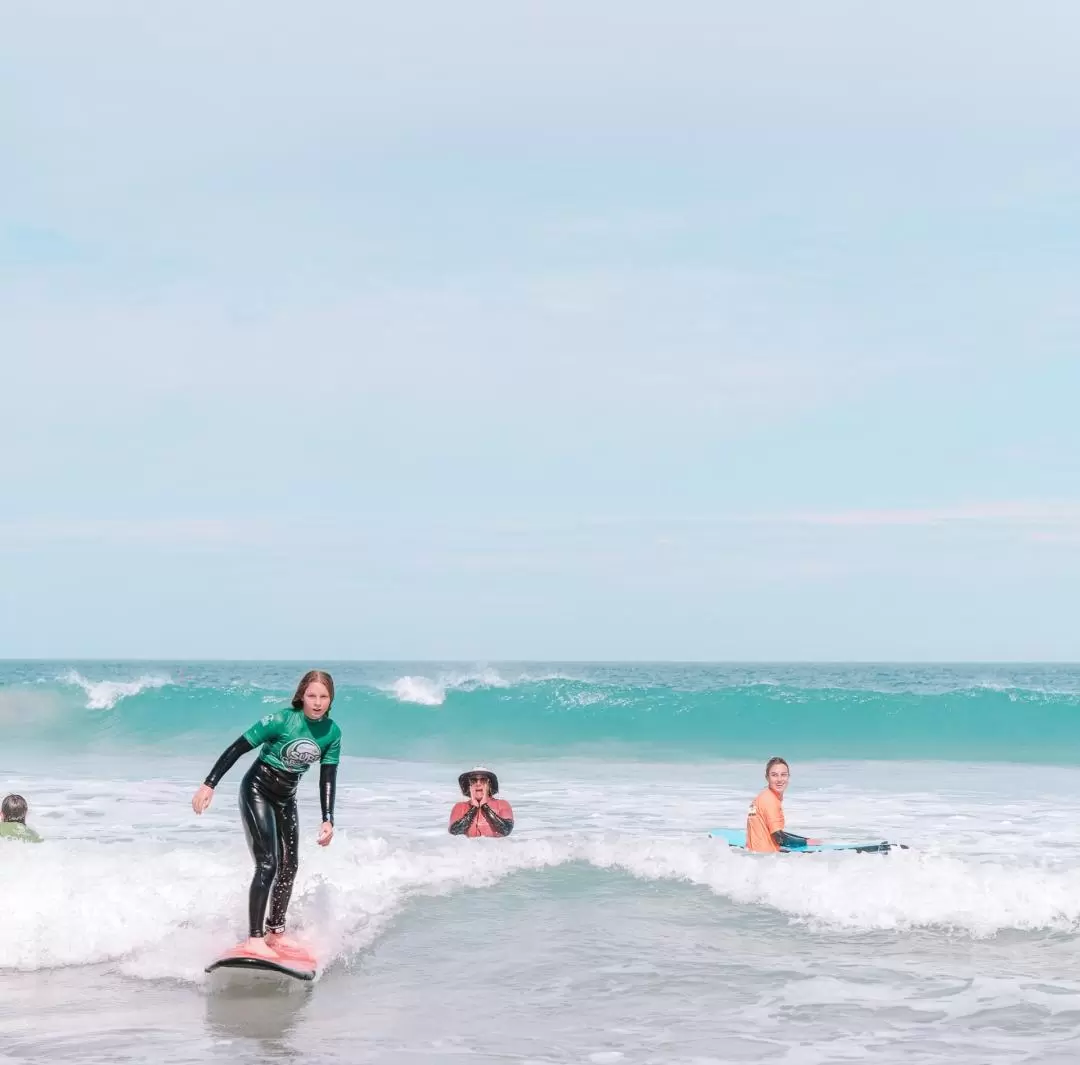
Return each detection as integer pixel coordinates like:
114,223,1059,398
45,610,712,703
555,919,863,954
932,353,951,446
191,669,341,960
0,793,43,842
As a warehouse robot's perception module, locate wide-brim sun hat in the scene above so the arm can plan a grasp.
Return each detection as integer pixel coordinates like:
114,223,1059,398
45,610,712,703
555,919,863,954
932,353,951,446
458,766,499,796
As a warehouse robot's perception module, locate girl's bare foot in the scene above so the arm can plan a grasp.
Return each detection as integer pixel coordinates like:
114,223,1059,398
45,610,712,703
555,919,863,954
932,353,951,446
265,932,304,953
242,936,278,959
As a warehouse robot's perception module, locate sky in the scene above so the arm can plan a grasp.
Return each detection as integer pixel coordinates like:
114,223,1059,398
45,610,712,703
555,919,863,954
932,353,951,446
2,2,1080,660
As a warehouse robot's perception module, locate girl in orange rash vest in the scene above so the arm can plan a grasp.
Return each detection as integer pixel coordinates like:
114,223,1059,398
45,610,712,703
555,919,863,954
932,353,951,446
745,757,821,852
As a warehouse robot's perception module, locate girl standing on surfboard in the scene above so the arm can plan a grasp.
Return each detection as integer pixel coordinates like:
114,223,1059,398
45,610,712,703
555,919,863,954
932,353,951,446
745,757,821,853
192,669,341,961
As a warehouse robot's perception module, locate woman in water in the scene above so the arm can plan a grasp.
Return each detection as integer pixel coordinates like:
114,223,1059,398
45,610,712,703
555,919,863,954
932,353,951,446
745,756,820,853
192,669,341,959
448,767,514,837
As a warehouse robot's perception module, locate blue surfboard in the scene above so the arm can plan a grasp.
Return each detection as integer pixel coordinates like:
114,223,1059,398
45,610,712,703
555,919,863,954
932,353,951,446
710,828,902,854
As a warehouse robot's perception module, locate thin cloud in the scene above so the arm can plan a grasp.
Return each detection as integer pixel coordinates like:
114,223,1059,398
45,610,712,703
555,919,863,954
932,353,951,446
772,503,1080,528
0,519,266,548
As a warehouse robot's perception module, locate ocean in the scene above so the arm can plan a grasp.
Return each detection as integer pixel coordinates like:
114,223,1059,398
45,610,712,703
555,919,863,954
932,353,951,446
2,661,1080,1064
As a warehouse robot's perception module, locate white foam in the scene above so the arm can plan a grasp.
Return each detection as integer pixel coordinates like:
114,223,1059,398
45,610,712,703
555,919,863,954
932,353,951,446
388,676,447,706
5,825,1080,985
585,837,1080,936
6,757,1080,984
0,833,574,982
381,667,587,706
59,670,172,710
383,668,524,706
564,689,609,707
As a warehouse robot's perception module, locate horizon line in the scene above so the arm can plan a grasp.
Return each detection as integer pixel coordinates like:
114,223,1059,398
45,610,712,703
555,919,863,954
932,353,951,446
3,657,1079,666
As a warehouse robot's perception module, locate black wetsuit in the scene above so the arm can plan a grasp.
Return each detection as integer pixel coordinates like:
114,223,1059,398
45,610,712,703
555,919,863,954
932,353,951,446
773,830,809,849
447,799,514,837
205,734,338,938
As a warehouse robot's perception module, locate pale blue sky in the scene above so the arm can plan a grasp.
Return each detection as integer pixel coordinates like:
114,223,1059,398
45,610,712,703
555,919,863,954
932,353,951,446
3,3,1079,659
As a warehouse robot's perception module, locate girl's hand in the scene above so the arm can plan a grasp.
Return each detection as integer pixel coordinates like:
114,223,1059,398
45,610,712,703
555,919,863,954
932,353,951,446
192,784,214,814
317,821,334,846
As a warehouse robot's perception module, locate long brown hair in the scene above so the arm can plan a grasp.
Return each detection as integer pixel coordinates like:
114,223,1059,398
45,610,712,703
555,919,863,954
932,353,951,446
291,670,335,711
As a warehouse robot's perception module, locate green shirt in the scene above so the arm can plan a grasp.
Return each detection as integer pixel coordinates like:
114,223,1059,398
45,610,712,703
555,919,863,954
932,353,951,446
0,822,42,843
243,709,341,775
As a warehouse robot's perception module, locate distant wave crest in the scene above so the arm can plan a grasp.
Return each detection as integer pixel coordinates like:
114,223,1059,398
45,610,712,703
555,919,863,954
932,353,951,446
382,668,571,706
6,666,1080,763
59,670,172,710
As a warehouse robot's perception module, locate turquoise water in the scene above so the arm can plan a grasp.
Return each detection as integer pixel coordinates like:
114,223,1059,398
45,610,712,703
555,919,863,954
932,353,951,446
5,661,1080,1064
3,660,1080,762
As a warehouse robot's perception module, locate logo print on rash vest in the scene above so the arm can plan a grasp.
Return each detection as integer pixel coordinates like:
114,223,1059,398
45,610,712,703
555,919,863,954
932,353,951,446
281,738,322,771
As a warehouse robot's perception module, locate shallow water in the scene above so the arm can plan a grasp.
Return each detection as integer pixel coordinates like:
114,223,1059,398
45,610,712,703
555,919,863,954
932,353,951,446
3,663,1080,1062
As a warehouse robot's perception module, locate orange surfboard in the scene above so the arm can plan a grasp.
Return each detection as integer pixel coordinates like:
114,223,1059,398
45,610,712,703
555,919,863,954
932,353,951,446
205,941,318,981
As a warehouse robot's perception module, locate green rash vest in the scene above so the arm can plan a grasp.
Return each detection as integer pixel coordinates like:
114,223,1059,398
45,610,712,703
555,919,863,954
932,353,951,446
0,822,43,843
243,709,341,775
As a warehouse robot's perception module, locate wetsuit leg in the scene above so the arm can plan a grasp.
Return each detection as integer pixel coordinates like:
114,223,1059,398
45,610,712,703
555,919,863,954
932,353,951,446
239,764,281,938
266,795,299,933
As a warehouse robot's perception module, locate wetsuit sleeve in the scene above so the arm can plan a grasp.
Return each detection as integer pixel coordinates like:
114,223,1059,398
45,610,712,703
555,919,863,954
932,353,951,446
204,736,255,787
449,803,478,835
481,801,514,837
319,763,338,824
773,830,809,848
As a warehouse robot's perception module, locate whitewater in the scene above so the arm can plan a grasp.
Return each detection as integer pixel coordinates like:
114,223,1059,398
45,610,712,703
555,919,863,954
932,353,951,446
3,662,1080,1064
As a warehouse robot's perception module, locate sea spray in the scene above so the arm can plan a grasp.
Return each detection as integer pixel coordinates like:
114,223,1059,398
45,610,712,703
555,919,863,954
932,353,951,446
5,833,1080,982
